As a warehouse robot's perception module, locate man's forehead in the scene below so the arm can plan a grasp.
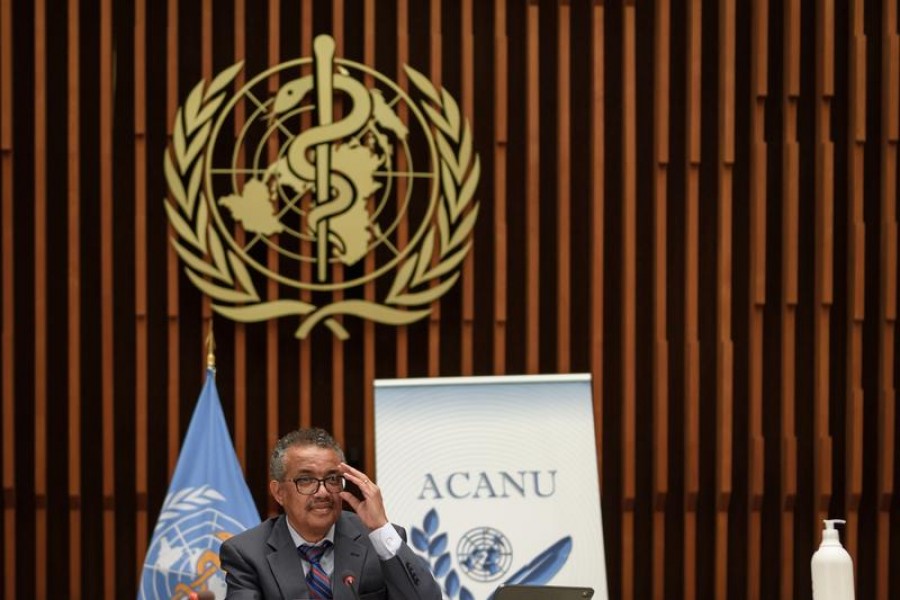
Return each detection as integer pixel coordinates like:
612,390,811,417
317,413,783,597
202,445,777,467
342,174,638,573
285,444,341,466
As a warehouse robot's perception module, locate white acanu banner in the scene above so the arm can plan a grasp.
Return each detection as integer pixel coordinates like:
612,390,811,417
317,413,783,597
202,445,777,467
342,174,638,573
374,374,608,600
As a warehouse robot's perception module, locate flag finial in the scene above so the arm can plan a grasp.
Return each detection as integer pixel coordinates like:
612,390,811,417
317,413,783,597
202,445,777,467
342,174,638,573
206,325,215,369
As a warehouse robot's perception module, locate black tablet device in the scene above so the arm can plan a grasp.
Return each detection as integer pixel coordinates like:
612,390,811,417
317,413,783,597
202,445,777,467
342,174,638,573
493,584,595,600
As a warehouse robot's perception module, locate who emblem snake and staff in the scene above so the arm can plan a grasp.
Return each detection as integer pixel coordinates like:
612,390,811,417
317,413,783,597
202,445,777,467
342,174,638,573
164,35,480,339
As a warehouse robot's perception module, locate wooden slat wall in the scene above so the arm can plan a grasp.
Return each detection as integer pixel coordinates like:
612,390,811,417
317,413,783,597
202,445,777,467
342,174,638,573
67,0,83,592
620,2,636,599
715,2,735,599
494,0,508,375
0,1,898,599
0,0,13,597
428,0,442,377
526,0,539,374
845,0,866,574
814,0,835,553
682,1,701,597
460,0,474,376
877,4,898,600
651,3,669,598
781,2,800,599
32,1,47,599
746,1,768,599
589,0,603,509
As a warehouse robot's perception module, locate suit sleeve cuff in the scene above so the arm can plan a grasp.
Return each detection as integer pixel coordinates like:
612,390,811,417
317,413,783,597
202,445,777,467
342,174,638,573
368,522,403,560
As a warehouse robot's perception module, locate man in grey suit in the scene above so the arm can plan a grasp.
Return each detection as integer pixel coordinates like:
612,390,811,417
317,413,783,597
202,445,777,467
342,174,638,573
220,428,441,600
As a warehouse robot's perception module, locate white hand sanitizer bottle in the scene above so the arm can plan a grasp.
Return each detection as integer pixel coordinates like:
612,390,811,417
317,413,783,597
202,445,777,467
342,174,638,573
811,519,855,600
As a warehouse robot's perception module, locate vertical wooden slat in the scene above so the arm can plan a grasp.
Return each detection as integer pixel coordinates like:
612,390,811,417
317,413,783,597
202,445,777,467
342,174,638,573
225,0,246,468
33,0,47,595
299,0,313,429
260,0,282,502
877,4,898,598
844,0,865,567
66,0,81,592
652,1,670,598
331,0,346,442
0,0,12,592
780,182,798,600
747,1,769,597
525,0,539,374
395,0,409,380
100,0,116,593
233,0,248,464
200,0,212,364
493,0,508,374
716,1,735,598
781,1,801,599
134,0,149,577
590,0,605,511
166,0,181,479
363,0,376,476
0,0,10,583
428,0,441,378
557,0,571,373
684,1,702,598
813,0,835,542
267,0,281,485
460,0,475,376
621,3,637,599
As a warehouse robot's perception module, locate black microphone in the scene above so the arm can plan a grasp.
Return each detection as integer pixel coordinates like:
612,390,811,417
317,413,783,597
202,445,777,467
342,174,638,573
341,570,362,600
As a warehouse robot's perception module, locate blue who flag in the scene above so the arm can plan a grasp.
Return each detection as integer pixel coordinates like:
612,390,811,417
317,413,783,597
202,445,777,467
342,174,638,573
138,368,260,600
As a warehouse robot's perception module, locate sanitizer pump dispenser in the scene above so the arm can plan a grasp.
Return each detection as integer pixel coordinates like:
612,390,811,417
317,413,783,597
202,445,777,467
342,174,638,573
811,519,855,600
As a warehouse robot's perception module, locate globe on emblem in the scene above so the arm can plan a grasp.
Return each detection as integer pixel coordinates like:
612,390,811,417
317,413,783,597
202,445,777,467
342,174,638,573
141,508,243,599
456,527,514,583
203,53,440,291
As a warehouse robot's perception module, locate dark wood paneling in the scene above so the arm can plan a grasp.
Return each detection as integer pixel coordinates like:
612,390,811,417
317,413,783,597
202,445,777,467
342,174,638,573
0,1,898,599
1,0,14,593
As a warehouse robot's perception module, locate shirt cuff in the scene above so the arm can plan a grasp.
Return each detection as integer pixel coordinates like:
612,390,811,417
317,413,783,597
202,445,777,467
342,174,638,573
368,522,403,560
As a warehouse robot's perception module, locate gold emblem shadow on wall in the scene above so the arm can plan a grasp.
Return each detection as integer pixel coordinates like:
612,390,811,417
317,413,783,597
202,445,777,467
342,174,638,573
164,35,480,340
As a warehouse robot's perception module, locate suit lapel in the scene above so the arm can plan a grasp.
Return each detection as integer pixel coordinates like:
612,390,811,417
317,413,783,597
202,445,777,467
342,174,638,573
333,514,369,600
266,515,310,600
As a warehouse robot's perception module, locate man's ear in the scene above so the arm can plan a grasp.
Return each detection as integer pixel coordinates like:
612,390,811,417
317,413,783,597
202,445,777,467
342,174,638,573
270,479,285,507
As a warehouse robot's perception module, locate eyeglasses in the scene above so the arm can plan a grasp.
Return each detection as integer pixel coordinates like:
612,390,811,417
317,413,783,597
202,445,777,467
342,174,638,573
291,474,345,495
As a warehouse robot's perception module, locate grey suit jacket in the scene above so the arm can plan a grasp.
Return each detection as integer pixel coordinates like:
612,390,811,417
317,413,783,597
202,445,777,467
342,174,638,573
219,513,441,600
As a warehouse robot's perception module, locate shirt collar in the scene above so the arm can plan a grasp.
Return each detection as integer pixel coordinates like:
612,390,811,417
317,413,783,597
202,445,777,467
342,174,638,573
285,516,336,548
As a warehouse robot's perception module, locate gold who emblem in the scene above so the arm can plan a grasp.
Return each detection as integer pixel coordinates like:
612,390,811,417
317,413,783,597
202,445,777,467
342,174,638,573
164,35,480,339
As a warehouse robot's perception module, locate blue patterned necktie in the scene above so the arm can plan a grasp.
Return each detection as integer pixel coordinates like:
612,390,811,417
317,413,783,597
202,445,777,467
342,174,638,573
298,541,334,600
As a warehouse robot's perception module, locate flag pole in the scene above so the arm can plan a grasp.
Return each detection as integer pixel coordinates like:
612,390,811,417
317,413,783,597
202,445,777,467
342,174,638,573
206,325,215,370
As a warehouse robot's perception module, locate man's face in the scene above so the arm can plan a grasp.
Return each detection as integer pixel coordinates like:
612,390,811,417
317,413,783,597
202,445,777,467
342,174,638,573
270,445,343,541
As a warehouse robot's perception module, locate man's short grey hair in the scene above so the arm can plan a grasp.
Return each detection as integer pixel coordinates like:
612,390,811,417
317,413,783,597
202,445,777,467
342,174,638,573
269,428,345,481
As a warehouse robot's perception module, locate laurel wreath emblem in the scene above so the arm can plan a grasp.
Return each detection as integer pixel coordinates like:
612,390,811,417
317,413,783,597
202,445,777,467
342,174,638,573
157,485,226,524
164,58,479,339
411,508,476,600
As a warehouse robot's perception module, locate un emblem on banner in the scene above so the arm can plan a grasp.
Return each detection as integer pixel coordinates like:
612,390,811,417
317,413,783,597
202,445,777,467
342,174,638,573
411,509,572,600
457,527,514,582
164,35,480,339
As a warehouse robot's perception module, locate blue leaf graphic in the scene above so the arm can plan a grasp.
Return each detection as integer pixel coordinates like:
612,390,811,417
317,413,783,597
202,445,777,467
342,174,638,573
459,587,475,600
428,533,448,556
424,508,439,535
445,571,460,597
434,553,452,577
411,527,429,552
504,537,573,585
